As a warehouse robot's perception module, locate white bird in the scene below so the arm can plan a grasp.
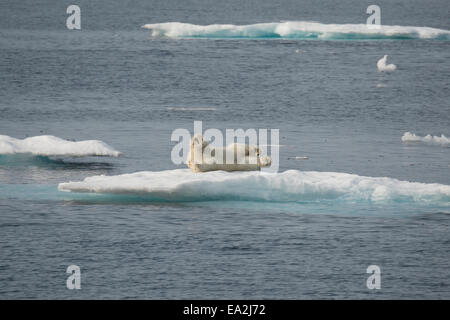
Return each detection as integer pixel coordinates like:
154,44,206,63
377,55,397,72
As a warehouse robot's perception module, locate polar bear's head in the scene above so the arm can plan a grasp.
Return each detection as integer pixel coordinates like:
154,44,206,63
187,134,209,169
258,155,272,167
191,134,209,150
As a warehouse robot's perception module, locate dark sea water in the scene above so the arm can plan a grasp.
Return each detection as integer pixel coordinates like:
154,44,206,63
0,0,449,299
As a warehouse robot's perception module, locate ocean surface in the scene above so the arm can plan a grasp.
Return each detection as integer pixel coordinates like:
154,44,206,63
0,0,449,299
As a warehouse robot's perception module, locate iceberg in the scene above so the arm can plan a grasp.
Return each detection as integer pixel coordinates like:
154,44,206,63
0,135,122,157
401,132,450,147
58,169,450,203
142,21,450,40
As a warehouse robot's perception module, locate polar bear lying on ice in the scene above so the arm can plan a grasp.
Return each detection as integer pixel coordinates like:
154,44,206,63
186,134,272,172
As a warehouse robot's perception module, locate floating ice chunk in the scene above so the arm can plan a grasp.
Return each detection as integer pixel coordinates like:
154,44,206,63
377,55,397,72
0,135,122,157
58,169,450,203
142,21,450,40
401,132,450,147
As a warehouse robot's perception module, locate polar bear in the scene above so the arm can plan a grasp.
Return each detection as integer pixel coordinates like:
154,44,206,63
186,134,271,172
